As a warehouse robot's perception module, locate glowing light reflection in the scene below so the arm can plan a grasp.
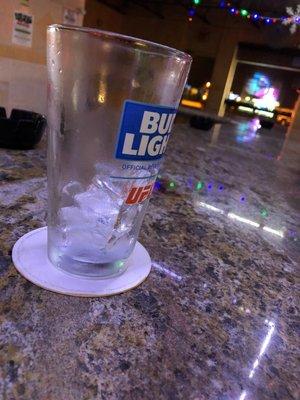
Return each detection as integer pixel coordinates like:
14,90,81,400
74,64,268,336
238,105,254,114
197,202,224,214
248,320,275,379
152,261,182,281
254,109,274,118
228,212,260,227
194,201,285,238
239,390,247,400
263,226,284,238
238,320,275,400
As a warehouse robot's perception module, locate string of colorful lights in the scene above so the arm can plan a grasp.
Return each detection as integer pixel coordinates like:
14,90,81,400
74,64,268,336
220,1,300,26
187,0,300,29
188,0,201,21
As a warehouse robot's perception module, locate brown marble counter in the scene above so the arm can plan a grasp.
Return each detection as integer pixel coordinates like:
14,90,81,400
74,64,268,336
0,120,299,399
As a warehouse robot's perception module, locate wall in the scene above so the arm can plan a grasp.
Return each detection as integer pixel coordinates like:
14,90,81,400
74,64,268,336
0,0,85,114
84,0,123,32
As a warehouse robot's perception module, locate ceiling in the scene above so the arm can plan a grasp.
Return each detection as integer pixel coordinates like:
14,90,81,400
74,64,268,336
96,0,300,18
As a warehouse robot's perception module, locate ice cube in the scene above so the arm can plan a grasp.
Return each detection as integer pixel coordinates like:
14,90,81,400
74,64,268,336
59,206,107,249
62,181,83,197
57,164,153,263
115,203,143,233
106,202,144,252
60,206,84,226
75,185,119,217
92,177,124,205
61,181,83,206
74,184,120,240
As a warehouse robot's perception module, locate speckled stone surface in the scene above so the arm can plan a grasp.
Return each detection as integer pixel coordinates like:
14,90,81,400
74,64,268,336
0,120,299,400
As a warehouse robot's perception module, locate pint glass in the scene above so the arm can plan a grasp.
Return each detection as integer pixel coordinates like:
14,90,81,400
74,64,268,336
47,25,191,277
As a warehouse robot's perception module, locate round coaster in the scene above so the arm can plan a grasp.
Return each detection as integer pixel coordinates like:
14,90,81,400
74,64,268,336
12,227,151,297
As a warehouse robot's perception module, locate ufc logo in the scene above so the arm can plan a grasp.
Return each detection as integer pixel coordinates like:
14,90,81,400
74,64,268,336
125,183,154,205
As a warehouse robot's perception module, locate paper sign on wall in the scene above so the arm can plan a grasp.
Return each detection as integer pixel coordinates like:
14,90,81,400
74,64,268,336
12,12,33,47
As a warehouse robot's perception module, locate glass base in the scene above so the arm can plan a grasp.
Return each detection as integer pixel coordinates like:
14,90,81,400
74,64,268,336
48,247,129,279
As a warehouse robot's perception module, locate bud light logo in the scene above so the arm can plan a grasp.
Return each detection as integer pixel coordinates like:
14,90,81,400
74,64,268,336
115,100,177,161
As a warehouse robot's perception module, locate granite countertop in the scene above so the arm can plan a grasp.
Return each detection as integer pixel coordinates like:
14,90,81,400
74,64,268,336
0,120,299,400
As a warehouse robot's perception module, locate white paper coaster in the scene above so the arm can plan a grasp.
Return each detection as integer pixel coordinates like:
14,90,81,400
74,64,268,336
12,227,151,297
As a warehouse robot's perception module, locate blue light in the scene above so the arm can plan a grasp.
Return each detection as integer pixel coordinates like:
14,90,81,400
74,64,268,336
207,183,213,190
218,185,224,191
154,181,161,191
246,72,271,97
187,178,194,189
240,196,246,202
230,8,236,14
253,13,259,20
219,0,226,7
265,18,271,24
188,7,196,17
288,230,297,238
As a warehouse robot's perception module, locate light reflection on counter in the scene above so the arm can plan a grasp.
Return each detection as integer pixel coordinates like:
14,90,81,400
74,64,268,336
198,202,224,214
263,226,284,238
238,320,276,400
228,212,260,228
249,320,276,378
152,261,183,282
194,200,285,238
239,390,247,400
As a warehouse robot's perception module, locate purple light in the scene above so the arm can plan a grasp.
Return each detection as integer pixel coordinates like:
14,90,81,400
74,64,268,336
295,17,300,24
218,185,224,191
188,8,196,17
240,196,246,202
207,183,213,190
154,181,161,191
230,7,236,14
187,178,194,189
288,230,297,238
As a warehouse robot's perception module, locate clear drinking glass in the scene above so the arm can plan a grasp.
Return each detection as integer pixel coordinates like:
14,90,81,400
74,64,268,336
47,25,191,278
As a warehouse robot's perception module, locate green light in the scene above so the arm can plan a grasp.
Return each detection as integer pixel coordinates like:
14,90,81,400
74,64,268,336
193,0,201,4
260,208,269,218
168,181,176,189
195,181,204,190
116,260,124,269
240,9,248,17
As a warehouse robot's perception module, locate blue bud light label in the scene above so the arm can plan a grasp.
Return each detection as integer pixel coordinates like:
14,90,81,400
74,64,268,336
115,100,177,161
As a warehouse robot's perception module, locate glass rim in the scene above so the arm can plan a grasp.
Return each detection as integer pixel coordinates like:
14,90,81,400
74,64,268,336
48,24,192,62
